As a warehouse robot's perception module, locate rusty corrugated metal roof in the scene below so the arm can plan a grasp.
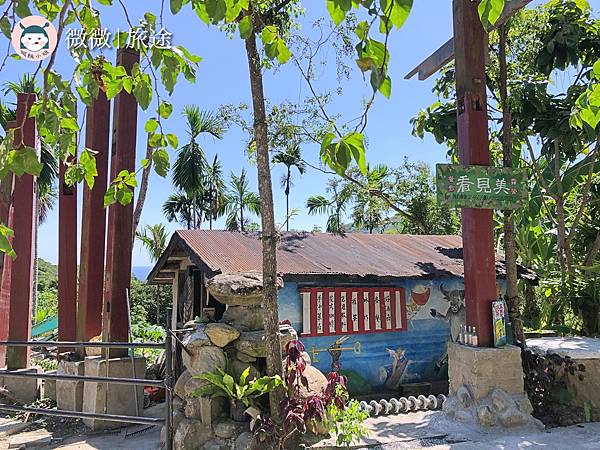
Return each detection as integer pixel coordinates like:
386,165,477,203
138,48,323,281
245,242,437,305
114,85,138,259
148,230,536,282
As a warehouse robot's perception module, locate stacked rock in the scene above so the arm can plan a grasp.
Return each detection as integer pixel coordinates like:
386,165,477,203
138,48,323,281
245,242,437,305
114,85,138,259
168,272,297,450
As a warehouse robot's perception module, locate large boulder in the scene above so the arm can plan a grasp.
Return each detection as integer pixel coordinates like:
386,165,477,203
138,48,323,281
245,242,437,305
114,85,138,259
183,345,227,377
230,359,260,382
173,418,212,450
236,352,257,363
174,370,192,400
233,331,266,358
185,396,226,426
182,325,212,354
213,418,247,440
207,273,283,306
221,306,264,331
233,326,298,358
184,376,211,398
298,365,328,399
205,323,240,348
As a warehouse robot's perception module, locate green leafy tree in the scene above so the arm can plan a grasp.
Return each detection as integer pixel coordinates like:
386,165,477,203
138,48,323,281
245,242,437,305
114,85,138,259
225,169,261,232
163,191,200,230
412,1,600,335
171,106,226,229
204,155,227,230
307,179,351,234
272,145,305,231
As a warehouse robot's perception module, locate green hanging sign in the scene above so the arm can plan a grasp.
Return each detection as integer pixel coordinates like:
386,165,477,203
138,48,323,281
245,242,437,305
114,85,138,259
436,164,528,210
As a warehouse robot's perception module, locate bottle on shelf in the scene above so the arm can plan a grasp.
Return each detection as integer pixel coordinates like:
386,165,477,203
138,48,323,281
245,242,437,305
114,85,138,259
466,326,473,346
472,326,478,347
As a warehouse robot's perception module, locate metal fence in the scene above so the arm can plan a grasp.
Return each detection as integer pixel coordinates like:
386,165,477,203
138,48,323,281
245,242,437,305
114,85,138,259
0,312,175,450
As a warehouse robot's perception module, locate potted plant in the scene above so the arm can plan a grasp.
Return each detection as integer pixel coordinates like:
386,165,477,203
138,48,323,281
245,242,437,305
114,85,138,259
193,367,282,422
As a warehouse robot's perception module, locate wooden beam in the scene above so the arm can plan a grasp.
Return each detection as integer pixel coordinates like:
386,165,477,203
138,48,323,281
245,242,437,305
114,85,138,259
405,0,533,80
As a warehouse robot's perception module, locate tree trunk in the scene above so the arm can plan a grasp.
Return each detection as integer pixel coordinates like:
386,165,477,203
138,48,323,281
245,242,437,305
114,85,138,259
285,167,290,232
132,134,153,243
244,31,284,418
240,203,244,232
499,23,525,345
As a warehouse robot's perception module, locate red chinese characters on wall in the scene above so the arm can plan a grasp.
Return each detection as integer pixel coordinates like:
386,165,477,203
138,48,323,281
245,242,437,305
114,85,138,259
299,287,407,337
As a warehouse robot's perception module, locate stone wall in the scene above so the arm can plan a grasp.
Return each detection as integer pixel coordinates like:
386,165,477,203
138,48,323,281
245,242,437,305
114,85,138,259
169,272,299,450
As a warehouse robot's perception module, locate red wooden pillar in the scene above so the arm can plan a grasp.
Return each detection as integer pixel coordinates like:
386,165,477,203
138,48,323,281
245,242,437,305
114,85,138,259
58,152,78,346
0,121,16,366
3,93,37,369
103,48,139,354
77,91,110,342
453,0,497,347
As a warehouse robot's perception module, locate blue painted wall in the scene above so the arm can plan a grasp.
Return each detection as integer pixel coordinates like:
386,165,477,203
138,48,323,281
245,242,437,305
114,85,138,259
278,277,506,394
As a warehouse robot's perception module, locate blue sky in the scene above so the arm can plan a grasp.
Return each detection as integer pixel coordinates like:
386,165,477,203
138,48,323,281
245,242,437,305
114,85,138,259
1,0,570,266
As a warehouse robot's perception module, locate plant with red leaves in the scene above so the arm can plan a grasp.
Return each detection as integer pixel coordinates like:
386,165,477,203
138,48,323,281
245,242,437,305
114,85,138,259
253,339,367,448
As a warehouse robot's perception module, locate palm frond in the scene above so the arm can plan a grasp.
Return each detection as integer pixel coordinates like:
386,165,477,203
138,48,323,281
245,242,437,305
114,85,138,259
306,195,330,215
183,105,227,140
38,143,58,194
136,223,168,262
0,101,16,131
3,73,39,96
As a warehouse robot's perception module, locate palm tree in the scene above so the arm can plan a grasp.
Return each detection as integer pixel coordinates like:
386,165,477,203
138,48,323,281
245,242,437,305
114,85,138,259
136,223,169,324
171,106,226,229
272,144,305,231
351,164,390,234
204,155,226,230
306,179,351,234
136,223,168,263
163,191,200,230
225,168,261,232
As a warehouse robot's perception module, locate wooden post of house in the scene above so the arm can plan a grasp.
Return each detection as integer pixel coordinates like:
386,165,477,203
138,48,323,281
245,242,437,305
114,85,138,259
3,93,37,369
77,90,111,344
103,48,140,356
452,0,497,347
58,152,78,348
0,120,15,365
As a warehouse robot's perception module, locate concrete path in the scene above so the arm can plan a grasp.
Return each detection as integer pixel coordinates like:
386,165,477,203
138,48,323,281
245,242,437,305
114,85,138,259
40,426,161,449
313,411,600,450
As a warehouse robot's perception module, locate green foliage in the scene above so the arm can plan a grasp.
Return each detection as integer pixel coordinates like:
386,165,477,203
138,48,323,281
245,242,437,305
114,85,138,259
0,224,15,259
35,259,58,324
194,367,283,408
225,168,261,231
324,386,369,447
104,170,137,206
308,161,460,235
131,320,166,360
412,1,600,334
136,224,169,263
478,0,505,30
130,276,172,327
321,132,367,177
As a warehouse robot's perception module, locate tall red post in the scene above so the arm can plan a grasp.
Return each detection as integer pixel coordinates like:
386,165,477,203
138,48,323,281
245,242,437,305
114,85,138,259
103,48,139,355
77,91,110,342
453,0,497,347
0,121,15,366
2,93,37,369
58,152,78,346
